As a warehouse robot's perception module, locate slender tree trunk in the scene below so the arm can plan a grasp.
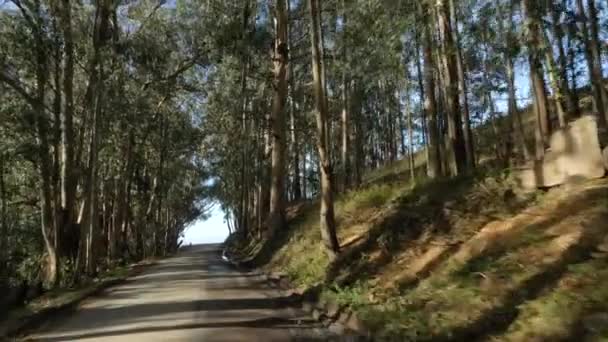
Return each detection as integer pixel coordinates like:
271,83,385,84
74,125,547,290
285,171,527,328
352,80,362,188
51,30,62,269
85,74,102,276
341,73,350,191
78,0,112,278
259,115,271,229
340,0,350,191
551,1,579,117
309,0,340,257
497,0,531,162
239,0,251,233
58,0,77,264
239,33,250,233
288,0,301,200
422,3,442,179
449,0,474,169
522,0,551,159
268,0,289,233
36,55,58,287
27,4,59,286
566,19,581,113
405,84,416,181
415,30,429,165
541,28,568,127
577,0,608,128
437,0,466,175
0,155,8,284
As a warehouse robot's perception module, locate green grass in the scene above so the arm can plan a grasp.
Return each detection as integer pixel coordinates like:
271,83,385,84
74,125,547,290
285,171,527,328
228,129,608,341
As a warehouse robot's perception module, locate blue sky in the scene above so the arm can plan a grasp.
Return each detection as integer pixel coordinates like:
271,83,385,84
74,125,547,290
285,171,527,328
183,205,229,244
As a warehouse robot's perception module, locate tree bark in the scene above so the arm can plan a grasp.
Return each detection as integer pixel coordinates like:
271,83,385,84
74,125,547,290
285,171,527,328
268,0,289,233
287,0,302,200
449,0,475,169
0,154,8,284
422,3,442,179
540,29,567,127
522,0,551,159
405,84,416,181
497,0,531,162
576,0,608,128
414,29,429,166
57,0,77,262
340,0,350,192
309,0,340,257
550,1,579,117
239,0,251,235
436,0,467,176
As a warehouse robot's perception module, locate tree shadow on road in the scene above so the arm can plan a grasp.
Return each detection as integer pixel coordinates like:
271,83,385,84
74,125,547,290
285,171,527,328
23,316,322,341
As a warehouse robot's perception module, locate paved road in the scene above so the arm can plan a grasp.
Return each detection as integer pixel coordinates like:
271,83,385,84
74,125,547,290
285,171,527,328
22,244,329,342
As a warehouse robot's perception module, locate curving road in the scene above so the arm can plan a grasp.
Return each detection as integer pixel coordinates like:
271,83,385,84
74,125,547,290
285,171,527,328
22,244,329,342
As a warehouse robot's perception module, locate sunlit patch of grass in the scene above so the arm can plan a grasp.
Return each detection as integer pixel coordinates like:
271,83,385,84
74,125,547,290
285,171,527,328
267,204,330,287
322,281,372,310
337,182,409,214
250,156,608,341
500,258,608,341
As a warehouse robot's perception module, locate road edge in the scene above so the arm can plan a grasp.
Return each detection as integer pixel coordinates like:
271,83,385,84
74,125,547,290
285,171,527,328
1,261,156,341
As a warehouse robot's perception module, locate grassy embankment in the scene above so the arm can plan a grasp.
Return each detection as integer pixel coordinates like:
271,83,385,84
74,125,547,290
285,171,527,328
229,98,608,340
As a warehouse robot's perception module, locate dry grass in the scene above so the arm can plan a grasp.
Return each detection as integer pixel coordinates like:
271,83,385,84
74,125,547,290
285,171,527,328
237,167,608,340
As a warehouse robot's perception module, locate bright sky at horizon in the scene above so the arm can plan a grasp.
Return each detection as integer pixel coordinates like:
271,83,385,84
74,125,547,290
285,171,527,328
183,204,229,245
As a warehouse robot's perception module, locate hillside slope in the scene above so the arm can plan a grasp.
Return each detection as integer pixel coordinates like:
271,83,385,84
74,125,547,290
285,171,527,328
227,167,608,341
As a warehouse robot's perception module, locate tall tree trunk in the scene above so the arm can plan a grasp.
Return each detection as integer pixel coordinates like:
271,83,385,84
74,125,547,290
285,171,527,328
0,154,8,284
566,17,581,114
341,73,350,191
78,0,112,278
84,75,102,276
422,3,442,179
551,1,579,117
522,0,551,159
36,50,58,287
26,2,59,286
268,0,289,233
437,0,466,176
51,29,62,269
415,30,429,165
239,1,251,235
352,80,362,188
498,0,531,161
309,0,340,257
449,0,475,169
577,0,608,128
405,84,416,181
57,0,77,264
541,28,568,127
340,0,350,191
288,0,302,200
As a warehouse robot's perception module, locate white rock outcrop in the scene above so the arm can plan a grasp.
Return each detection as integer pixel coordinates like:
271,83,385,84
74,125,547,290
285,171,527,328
517,116,606,189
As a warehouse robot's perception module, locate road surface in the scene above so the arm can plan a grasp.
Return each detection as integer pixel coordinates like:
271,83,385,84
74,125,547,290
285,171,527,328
22,244,330,342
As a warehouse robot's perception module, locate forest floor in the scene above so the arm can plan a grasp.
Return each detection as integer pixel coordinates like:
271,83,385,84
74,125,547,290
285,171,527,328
228,163,608,341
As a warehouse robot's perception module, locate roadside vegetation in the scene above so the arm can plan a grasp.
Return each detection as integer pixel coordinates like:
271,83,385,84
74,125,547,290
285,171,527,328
2,0,608,340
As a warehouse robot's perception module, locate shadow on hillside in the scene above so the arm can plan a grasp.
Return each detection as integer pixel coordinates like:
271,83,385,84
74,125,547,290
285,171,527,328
324,172,523,287
231,201,317,269
427,210,606,342
343,183,607,340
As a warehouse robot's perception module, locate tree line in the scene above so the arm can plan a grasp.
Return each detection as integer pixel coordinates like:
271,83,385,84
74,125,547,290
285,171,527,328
1,0,607,289
205,0,608,257
1,0,211,288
